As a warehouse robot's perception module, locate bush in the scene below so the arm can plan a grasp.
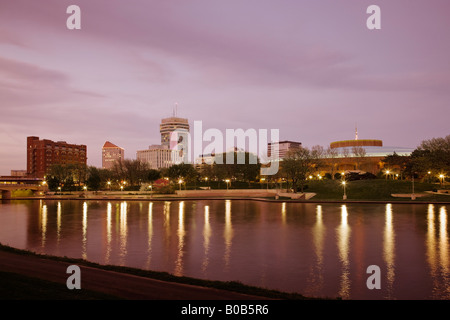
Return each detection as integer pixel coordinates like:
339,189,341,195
346,172,377,181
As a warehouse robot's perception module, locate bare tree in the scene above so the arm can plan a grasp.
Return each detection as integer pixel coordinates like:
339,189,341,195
325,147,340,179
281,147,315,193
352,146,367,170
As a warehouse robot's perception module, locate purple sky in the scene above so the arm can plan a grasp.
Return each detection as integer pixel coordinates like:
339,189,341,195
1,0,449,175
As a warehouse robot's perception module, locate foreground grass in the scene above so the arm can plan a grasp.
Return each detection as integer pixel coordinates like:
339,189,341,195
0,270,120,300
304,179,449,202
0,244,319,300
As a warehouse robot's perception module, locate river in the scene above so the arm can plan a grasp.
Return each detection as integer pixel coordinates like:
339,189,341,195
0,199,448,299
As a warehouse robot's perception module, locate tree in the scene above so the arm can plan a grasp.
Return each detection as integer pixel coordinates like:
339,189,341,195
111,159,149,186
167,163,198,185
210,151,261,186
405,135,450,179
281,147,315,193
145,169,161,183
86,166,102,191
352,146,367,170
382,152,410,179
325,147,340,179
310,145,325,176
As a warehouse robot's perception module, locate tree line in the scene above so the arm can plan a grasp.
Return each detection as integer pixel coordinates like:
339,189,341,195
45,135,449,192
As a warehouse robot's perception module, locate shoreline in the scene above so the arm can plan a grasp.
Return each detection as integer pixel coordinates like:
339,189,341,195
3,194,450,205
0,243,318,300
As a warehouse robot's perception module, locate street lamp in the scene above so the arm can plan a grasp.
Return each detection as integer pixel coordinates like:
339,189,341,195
439,174,445,187
225,179,230,190
107,181,111,191
385,170,390,181
178,179,183,190
342,180,347,200
120,185,123,191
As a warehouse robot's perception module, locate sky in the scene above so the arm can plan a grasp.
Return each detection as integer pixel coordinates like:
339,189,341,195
1,0,449,175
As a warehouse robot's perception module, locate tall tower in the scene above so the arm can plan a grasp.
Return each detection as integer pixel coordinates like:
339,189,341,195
159,104,190,148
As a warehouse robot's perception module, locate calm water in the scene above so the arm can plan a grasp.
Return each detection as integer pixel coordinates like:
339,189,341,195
0,199,448,299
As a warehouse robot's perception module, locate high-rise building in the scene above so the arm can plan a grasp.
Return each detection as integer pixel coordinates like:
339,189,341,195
27,136,87,178
160,116,190,148
102,141,124,169
137,114,190,169
267,140,302,159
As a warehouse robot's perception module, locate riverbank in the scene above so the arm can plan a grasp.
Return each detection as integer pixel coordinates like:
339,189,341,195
3,192,450,204
0,244,318,300
3,180,449,203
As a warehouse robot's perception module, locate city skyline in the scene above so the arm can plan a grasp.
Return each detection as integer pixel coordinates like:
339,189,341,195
1,1,450,175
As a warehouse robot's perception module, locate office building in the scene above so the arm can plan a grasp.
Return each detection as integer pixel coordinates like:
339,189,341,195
27,136,87,178
160,116,190,148
267,140,302,159
102,141,124,169
137,144,183,170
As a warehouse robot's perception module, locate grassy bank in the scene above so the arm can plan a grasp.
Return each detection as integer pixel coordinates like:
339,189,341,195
2,179,449,203
301,179,449,202
0,270,120,300
0,244,319,300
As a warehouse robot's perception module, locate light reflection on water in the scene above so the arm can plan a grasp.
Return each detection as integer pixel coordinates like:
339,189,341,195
0,199,449,300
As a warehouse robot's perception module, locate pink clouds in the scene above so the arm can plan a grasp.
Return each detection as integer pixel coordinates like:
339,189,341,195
0,1,449,174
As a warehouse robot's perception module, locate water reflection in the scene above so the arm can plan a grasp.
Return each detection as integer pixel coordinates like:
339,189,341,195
82,202,88,259
281,202,286,225
1,200,449,299
119,201,127,264
106,202,112,263
383,203,395,298
202,205,211,273
224,200,233,270
57,202,62,244
40,202,47,248
337,204,351,299
438,206,449,298
426,204,450,299
175,201,185,276
306,205,325,296
146,202,153,269
439,206,448,275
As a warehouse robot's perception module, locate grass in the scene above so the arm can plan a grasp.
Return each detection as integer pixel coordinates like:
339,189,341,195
303,179,449,202
0,244,321,300
0,270,120,300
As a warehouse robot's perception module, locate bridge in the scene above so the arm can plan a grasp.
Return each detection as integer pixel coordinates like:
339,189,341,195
0,177,48,199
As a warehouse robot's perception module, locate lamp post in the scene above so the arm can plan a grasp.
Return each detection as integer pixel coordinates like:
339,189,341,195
385,170,390,181
439,174,445,187
178,179,183,191
342,180,347,200
107,181,111,191
225,179,230,190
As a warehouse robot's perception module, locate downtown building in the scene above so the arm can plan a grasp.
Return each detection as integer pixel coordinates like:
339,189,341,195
267,140,302,159
137,116,190,170
102,141,124,169
27,136,87,178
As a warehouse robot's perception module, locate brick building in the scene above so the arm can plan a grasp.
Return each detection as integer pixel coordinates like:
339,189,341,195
27,136,87,178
